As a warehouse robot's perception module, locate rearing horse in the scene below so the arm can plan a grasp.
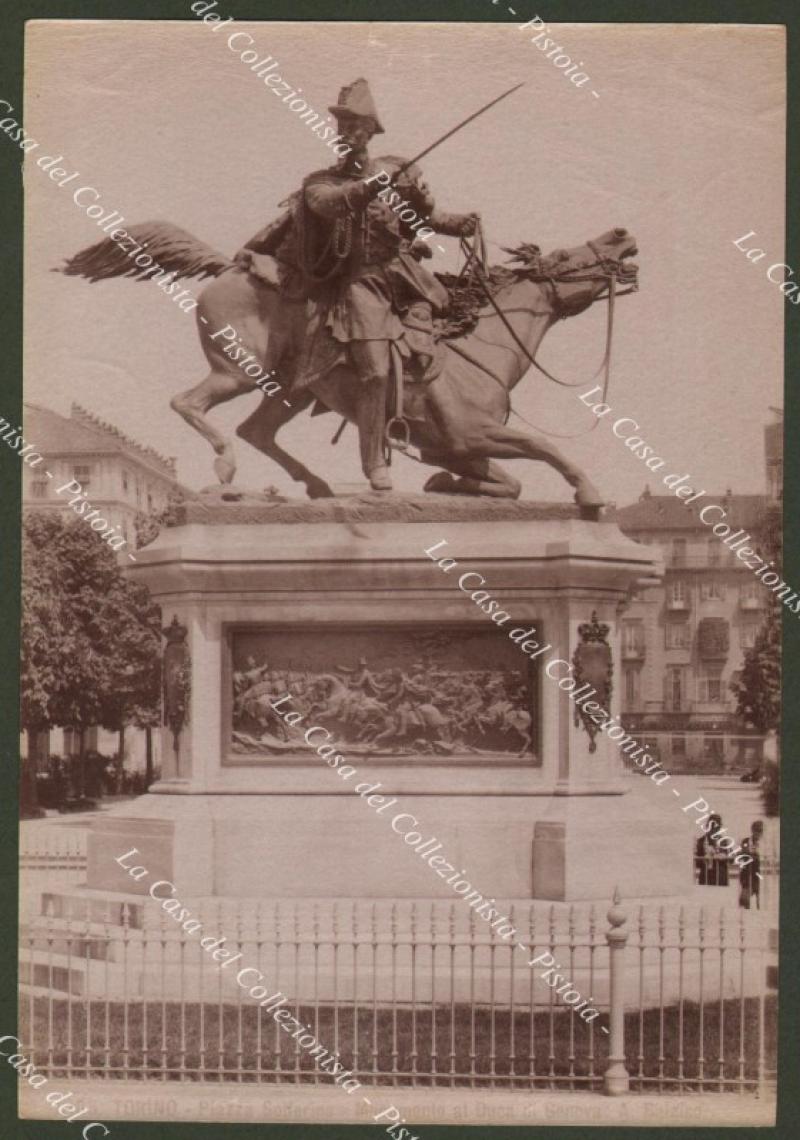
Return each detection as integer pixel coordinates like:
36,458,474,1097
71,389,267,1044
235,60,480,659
62,225,638,506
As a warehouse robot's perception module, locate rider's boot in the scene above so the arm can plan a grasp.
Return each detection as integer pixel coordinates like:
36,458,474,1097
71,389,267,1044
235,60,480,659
402,301,437,375
356,374,392,492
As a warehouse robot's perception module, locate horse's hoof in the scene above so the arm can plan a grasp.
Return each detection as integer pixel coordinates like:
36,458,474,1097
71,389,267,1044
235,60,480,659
574,481,605,510
424,472,457,494
306,479,335,499
213,451,237,484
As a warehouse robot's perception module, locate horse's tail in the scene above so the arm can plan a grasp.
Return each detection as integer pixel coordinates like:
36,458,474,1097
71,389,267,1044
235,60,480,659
58,221,233,284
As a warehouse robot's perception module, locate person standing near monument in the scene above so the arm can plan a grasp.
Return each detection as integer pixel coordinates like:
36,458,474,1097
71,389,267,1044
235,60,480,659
737,838,761,909
694,813,731,887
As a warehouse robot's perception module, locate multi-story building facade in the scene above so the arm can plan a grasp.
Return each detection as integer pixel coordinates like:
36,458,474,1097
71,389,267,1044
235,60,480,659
22,402,185,776
23,402,180,549
614,490,772,774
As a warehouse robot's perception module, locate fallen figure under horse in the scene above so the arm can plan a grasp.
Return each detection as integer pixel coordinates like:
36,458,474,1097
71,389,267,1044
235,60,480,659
60,224,638,508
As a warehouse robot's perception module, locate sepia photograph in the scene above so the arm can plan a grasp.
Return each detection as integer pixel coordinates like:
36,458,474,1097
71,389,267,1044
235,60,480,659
3,5,795,1134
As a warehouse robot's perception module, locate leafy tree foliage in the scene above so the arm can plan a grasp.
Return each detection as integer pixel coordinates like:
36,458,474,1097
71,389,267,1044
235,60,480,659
731,618,781,733
730,503,782,734
21,512,161,746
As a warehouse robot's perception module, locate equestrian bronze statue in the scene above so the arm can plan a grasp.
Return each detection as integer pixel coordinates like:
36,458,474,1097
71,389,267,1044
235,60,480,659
61,80,639,508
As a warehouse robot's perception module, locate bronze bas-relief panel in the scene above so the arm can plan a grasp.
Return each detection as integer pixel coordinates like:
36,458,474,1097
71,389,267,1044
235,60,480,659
225,625,540,766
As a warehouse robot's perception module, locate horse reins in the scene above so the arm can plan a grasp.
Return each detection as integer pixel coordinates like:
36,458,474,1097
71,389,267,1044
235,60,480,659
335,229,634,453
458,233,619,376
444,233,638,437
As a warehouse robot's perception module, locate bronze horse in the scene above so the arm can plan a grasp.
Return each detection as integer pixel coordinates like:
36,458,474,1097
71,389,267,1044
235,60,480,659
62,225,638,505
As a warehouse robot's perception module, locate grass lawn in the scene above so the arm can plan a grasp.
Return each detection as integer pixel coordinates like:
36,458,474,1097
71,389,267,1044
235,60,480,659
23,995,775,1090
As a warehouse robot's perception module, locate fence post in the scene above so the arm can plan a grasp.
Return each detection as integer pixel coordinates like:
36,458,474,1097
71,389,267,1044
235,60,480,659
604,886,630,1095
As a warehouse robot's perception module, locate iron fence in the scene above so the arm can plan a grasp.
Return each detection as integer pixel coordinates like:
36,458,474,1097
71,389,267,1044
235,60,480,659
20,829,88,873
18,892,775,1095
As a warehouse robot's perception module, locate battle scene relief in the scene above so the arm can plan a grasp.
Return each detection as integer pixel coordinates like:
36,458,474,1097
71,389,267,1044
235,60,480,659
230,627,538,762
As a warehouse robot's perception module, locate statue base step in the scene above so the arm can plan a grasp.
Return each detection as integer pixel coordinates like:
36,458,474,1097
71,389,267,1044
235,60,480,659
84,777,694,902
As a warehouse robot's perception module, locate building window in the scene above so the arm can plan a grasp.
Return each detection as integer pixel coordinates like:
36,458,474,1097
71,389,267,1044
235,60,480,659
73,464,92,492
671,735,687,758
122,470,129,494
700,579,725,601
622,620,645,657
63,726,98,755
147,490,154,512
665,666,686,712
668,579,689,607
707,539,721,566
740,580,764,607
665,622,691,649
63,728,79,756
739,623,760,649
643,736,661,760
671,538,687,567
702,735,724,762
624,667,641,709
697,668,723,704
31,479,49,499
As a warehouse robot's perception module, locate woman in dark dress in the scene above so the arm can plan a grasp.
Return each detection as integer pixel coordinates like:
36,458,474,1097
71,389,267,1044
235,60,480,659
738,837,761,908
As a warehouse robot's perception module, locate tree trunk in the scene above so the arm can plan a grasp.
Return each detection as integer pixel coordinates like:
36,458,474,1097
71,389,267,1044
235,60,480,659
117,724,126,795
20,728,43,819
145,726,154,790
78,725,86,798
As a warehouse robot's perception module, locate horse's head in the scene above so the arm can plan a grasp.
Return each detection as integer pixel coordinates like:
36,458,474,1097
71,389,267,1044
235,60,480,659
506,228,639,317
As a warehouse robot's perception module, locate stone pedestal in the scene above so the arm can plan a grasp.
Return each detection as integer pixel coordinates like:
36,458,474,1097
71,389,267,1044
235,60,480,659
87,494,691,902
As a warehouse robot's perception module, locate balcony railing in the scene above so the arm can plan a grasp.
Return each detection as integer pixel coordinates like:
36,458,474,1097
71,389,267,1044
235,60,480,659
666,597,690,611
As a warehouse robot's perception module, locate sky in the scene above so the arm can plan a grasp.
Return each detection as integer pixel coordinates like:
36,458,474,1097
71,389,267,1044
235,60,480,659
21,19,786,504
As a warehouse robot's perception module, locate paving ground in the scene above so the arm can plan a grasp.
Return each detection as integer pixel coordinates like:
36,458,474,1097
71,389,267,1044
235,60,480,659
18,1078,776,1129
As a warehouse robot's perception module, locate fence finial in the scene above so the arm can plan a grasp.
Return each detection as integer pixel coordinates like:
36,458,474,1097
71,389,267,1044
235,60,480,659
607,888,626,929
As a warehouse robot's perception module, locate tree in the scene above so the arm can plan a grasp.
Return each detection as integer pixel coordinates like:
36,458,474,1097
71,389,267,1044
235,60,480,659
730,502,782,734
21,512,162,805
21,521,66,814
729,502,781,816
101,578,162,789
730,618,781,734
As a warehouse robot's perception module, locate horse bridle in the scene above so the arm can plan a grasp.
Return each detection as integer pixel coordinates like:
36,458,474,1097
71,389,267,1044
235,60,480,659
537,238,638,314
448,232,637,414
382,230,639,456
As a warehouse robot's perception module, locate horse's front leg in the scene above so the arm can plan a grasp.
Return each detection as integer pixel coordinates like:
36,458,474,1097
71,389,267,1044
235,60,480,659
420,453,522,499
462,422,605,512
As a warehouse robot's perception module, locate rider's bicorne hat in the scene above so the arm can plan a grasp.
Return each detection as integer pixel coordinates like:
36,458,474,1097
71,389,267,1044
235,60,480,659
328,79,385,133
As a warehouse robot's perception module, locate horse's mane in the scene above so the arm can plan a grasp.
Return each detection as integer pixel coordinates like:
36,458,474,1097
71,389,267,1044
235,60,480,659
435,243,544,339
